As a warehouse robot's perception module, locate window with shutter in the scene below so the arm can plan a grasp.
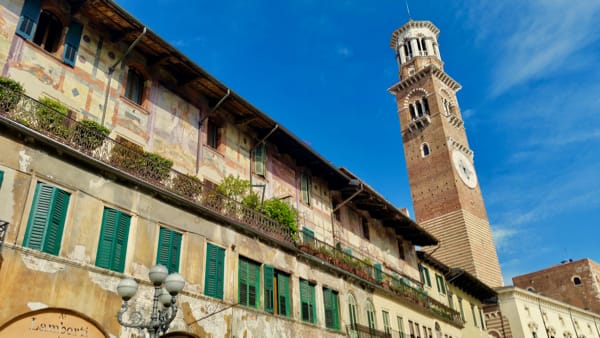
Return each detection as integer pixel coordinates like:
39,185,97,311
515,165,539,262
366,301,376,330
264,265,274,313
238,256,260,308
374,263,383,283
277,272,291,317
16,0,83,67
96,208,131,272
62,21,83,67
299,279,316,324
323,288,340,330
23,182,70,255
300,173,311,205
0,170,4,189
204,243,225,299
253,143,266,176
302,227,315,246
156,227,182,273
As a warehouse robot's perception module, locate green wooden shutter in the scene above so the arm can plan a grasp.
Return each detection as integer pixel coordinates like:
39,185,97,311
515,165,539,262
374,263,383,283
324,289,340,330
302,227,314,245
204,243,225,299
343,247,352,256
96,208,118,270
114,212,131,272
278,273,290,317
309,282,316,323
0,170,4,189
156,228,181,273
62,21,83,67
23,183,69,255
238,258,248,306
254,143,266,176
300,279,309,322
96,208,130,272
249,260,259,308
16,0,41,40
264,265,274,313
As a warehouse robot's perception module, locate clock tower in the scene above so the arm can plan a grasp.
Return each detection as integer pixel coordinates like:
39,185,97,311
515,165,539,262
388,20,503,287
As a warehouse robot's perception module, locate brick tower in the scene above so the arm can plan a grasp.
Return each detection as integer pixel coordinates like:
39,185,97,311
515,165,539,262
388,20,503,287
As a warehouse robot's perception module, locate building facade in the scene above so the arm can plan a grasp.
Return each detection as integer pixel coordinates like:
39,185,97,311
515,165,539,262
388,20,503,288
513,258,600,315
0,1,470,337
486,287,600,338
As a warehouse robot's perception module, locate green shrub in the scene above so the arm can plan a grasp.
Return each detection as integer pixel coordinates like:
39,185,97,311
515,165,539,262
109,140,173,181
261,197,298,233
241,193,260,209
0,77,24,111
72,120,110,150
216,175,252,201
36,97,70,138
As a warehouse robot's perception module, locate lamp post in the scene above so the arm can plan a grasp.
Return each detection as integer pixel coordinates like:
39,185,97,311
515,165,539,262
116,265,185,338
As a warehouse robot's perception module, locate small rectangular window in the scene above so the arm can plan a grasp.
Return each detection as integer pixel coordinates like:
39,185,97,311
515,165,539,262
299,279,316,324
397,316,405,337
361,217,370,240
458,297,465,321
374,263,383,283
156,227,182,273
125,68,144,105
253,143,266,176
207,120,219,149
264,267,291,317
435,274,446,294
398,239,405,260
323,288,340,330
239,256,260,308
96,208,131,272
300,173,311,205
0,170,4,189
23,182,70,255
419,264,431,287
382,310,391,334
471,303,478,327
204,243,225,299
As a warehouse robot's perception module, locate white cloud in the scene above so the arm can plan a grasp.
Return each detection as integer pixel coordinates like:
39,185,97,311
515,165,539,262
463,0,600,96
491,226,520,251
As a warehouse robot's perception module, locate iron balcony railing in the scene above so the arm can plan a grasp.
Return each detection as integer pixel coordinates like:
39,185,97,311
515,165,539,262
0,220,8,253
0,86,295,244
346,324,392,338
301,233,462,326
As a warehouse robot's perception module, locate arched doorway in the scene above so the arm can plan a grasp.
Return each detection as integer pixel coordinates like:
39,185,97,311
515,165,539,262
0,308,108,338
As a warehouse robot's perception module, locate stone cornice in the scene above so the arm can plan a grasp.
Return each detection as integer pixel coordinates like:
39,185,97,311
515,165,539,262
390,20,440,49
387,64,461,95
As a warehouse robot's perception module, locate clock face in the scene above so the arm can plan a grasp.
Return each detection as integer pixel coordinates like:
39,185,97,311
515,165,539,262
452,150,477,188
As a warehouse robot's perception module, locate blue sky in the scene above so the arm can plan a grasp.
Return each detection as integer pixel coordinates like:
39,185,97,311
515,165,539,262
116,0,600,284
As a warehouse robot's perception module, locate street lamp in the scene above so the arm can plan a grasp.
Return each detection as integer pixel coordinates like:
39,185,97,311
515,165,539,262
116,265,185,338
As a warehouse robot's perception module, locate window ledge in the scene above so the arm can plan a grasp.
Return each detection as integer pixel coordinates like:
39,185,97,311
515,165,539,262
20,38,71,69
203,144,224,158
119,95,149,115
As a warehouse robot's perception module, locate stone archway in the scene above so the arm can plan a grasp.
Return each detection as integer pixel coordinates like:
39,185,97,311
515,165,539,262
0,308,108,338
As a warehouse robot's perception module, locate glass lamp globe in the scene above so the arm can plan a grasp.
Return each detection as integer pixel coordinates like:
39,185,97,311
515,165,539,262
117,278,138,301
164,273,185,296
158,288,172,308
149,265,168,286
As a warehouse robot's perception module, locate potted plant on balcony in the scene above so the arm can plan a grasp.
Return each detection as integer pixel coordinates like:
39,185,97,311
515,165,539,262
0,77,24,112
36,97,71,139
261,197,298,240
171,173,203,200
71,119,110,152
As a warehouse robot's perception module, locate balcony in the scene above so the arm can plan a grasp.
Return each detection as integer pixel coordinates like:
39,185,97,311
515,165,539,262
299,234,463,327
0,87,295,245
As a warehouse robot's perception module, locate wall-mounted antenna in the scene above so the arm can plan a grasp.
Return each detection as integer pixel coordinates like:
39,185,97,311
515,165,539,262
405,0,412,20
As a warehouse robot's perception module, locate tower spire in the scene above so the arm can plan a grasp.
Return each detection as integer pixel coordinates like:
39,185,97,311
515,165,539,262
405,0,412,20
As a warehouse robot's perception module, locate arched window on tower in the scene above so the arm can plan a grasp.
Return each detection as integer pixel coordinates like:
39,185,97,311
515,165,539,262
421,143,430,157
416,101,424,117
405,41,412,58
409,104,416,120
422,96,430,114
421,38,428,55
